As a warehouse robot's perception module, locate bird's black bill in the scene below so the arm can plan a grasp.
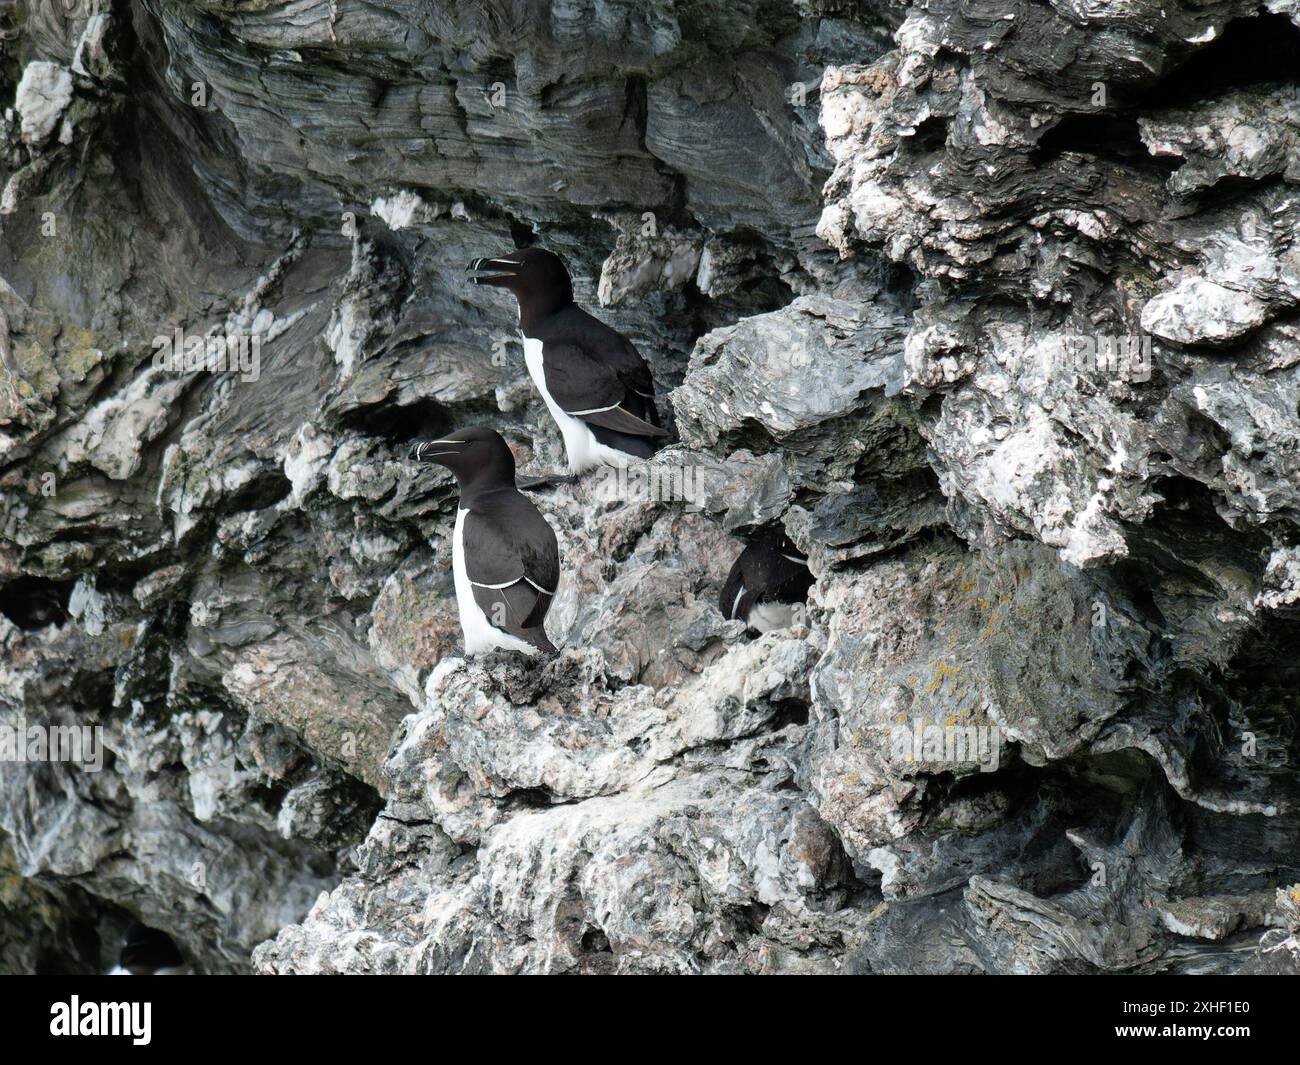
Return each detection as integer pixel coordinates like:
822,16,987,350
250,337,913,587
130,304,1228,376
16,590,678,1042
467,257,518,286
411,440,465,464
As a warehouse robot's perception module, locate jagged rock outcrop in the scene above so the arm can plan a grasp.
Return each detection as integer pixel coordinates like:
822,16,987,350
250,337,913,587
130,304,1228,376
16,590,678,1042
2,0,1298,974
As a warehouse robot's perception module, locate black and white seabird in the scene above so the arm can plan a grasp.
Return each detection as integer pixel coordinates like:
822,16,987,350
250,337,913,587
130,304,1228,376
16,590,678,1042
413,426,559,656
467,247,670,475
109,922,186,976
720,524,814,634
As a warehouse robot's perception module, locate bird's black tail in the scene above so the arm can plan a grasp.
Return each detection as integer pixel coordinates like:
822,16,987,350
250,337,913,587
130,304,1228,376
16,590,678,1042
588,424,664,458
525,628,558,656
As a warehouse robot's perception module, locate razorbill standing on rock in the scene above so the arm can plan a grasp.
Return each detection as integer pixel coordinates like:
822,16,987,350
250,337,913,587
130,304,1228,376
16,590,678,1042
467,247,670,476
413,426,559,656
720,524,815,634
108,922,186,975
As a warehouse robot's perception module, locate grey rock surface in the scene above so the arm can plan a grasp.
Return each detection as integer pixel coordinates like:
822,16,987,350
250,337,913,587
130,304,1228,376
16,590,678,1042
1,0,1298,975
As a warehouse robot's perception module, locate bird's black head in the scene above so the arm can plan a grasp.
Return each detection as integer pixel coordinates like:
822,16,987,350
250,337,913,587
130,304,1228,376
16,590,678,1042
412,425,517,492
752,522,805,560
467,247,574,323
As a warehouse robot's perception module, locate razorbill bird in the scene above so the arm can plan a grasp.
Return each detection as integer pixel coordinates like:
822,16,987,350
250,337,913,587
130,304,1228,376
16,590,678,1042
720,524,814,634
108,922,187,975
467,247,670,475
413,426,559,656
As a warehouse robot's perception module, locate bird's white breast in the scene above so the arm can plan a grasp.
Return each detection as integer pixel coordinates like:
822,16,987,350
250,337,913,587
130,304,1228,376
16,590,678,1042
747,601,800,633
522,336,634,474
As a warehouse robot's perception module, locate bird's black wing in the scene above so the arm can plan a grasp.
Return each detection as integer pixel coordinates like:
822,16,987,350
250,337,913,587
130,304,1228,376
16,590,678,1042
720,556,747,621
608,334,661,425
771,556,815,604
579,314,661,425
541,338,669,439
464,492,560,636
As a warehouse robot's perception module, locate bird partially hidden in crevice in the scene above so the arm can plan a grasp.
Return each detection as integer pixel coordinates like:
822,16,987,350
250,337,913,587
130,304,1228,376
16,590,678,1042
413,426,559,656
466,247,671,488
108,922,187,976
720,523,814,635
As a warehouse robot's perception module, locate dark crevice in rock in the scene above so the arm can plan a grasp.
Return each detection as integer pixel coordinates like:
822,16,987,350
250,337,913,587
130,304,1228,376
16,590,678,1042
336,396,453,444
1032,114,1168,169
580,925,612,954
502,786,559,810
908,113,949,156
0,576,76,630
225,469,293,514
1139,14,1300,109
768,698,811,729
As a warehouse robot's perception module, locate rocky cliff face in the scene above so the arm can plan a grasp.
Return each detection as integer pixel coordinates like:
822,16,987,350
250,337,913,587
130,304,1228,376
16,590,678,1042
2,0,1299,974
